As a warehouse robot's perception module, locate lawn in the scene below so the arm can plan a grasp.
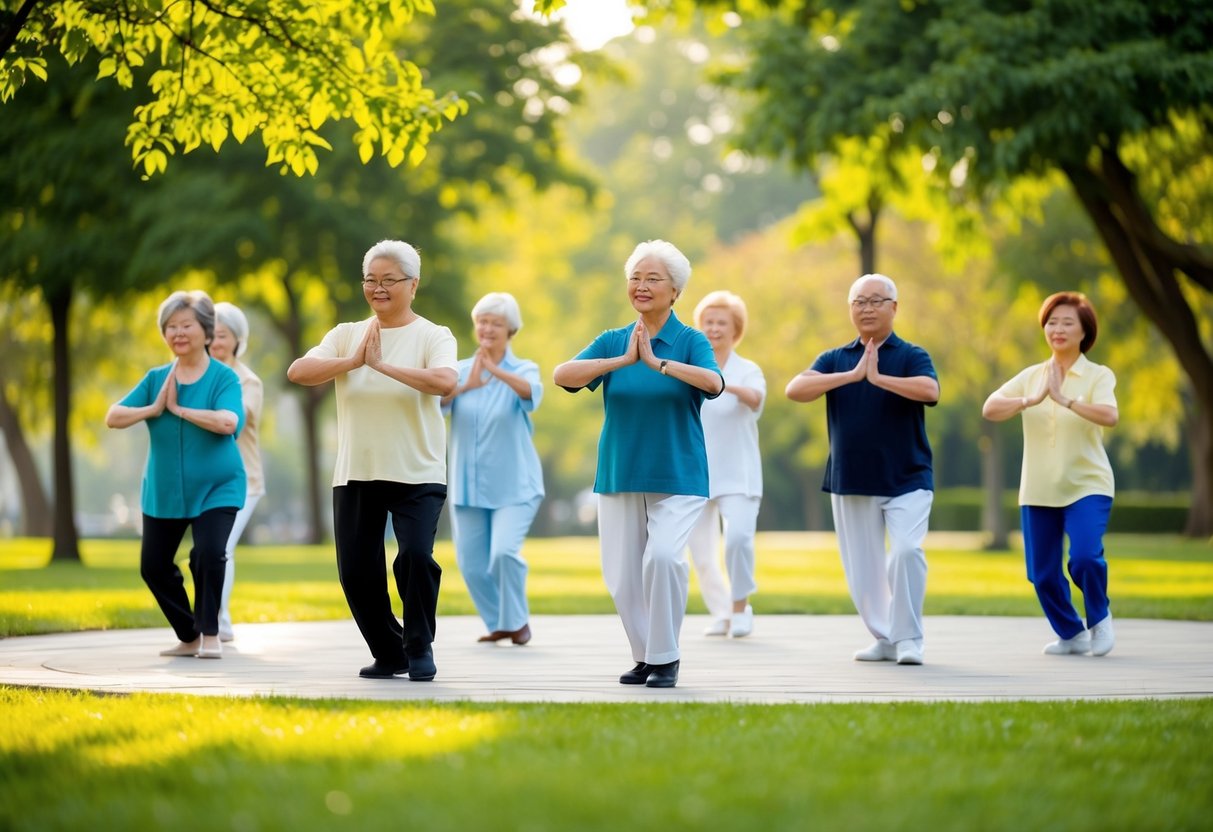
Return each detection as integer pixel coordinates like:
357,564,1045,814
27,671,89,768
2,533,1211,637
1,686,1210,832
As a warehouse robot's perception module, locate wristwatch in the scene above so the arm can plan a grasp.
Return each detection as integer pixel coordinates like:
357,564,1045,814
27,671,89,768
659,360,669,375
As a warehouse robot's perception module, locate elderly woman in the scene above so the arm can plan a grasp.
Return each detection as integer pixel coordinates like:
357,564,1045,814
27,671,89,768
105,290,245,660
554,239,723,689
983,292,1119,657
688,290,766,638
208,301,265,643
287,239,458,681
443,292,544,645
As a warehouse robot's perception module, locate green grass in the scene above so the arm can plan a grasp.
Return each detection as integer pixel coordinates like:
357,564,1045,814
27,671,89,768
3,533,1212,636
1,686,1210,832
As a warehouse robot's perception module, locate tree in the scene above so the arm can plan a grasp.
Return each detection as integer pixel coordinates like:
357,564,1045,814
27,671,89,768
691,0,1213,534
0,0,474,176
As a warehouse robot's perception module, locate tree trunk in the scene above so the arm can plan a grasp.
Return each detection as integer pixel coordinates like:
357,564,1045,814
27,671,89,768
1065,150,1213,536
301,384,327,544
847,197,881,275
0,371,52,536
979,419,1009,550
47,286,81,561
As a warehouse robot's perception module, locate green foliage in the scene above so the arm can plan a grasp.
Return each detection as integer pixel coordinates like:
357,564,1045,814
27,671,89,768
0,0,473,175
2,688,1212,832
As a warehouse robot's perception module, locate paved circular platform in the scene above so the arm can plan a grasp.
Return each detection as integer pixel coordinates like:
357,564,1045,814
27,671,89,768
3,614,1210,703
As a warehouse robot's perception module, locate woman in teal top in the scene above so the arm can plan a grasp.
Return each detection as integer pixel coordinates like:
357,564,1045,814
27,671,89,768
106,290,245,660
554,239,723,689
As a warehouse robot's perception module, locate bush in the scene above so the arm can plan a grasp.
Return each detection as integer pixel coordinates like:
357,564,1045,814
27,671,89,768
931,488,1189,534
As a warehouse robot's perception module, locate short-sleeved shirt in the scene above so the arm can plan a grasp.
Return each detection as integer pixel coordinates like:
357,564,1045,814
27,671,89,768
997,354,1117,506
120,358,246,518
568,312,722,496
232,360,266,498
305,316,458,487
811,333,937,497
701,351,765,499
447,347,545,508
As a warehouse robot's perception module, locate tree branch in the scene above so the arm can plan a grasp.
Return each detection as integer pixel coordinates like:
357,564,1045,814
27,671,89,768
0,0,41,61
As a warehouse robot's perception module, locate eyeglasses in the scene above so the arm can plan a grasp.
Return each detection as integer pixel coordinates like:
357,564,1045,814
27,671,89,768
362,276,413,289
851,296,893,310
628,276,669,288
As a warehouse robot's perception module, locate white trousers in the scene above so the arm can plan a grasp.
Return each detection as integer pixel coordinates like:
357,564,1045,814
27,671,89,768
598,493,706,665
830,490,931,646
217,492,262,636
686,494,761,620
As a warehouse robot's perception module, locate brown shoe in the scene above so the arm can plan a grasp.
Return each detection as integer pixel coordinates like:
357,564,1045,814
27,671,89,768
478,631,511,643
509,624,532,645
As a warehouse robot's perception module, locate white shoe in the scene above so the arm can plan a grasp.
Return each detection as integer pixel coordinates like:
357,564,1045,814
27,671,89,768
895,640,923,665
1089,614,1115,656
853,640,895,662
703,618,730,637
1043,630,1091,655
729,605,754,638
218,628,235,643
196,636,223,659
159,639,200,657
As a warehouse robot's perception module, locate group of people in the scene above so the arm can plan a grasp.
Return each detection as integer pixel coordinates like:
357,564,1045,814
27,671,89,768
107,237,1119,687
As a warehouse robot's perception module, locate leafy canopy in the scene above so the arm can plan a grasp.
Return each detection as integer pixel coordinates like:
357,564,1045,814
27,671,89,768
0,0,487,176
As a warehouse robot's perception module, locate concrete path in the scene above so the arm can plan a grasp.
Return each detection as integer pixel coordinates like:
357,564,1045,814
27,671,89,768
3,615,1211,703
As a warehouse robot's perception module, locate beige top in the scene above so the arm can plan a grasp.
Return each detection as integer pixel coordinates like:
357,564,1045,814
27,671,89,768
997,354,1117,507
233,361,265,497
306,316,458,487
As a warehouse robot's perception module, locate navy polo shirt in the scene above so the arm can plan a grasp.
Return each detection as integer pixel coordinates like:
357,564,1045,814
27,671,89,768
567,312,721,496
811,332,937,497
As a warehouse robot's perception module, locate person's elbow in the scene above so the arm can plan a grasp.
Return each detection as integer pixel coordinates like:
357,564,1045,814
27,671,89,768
435,369,458,398
286,359,306,385
104,405,122,429
785,380,810,403
552,363,578,390
218,411,240,435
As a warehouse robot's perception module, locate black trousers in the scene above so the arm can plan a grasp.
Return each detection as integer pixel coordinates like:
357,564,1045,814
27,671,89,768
333,481,446,661
141,507,238,642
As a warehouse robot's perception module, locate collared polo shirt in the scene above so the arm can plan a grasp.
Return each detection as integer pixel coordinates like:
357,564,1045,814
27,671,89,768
120,358,247,518
447,347,545,509
810,332,937,497
997,354,1117,506
305,316,458,487
567,312,722,496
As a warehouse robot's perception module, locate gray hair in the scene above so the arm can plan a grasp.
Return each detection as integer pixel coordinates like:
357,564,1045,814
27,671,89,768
848,273,898,302
471,292,523,335
624,239,692,291
158,290,216,343
363,239,421,280
214,301,251,358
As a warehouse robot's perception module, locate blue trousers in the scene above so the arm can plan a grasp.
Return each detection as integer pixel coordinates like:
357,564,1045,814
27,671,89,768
1021,495,1113,640
451,497,542,633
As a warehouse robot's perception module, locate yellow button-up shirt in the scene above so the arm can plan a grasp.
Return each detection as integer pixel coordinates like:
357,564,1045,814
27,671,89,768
997,354,1117,507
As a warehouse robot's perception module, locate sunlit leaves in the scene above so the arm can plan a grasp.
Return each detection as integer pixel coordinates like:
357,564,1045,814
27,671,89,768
0,0,472,176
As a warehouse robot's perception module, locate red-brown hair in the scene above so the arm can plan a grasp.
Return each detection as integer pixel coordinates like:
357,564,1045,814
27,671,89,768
1039,292,1098,353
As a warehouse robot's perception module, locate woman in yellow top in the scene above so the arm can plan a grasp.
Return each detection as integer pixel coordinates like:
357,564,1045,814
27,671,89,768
983,292,1119,657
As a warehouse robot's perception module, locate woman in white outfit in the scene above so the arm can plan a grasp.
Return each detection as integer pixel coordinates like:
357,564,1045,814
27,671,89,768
209,302,265,642
688,291,765,638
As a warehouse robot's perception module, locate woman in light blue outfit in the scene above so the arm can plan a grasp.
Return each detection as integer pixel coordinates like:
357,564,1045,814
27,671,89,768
444,292,544,645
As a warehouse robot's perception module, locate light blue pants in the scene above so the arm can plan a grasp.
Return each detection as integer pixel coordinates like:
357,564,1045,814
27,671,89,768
1021,495,1113,640
451,497,542,633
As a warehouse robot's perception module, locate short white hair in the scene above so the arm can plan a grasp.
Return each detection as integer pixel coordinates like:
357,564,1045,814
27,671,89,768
848,273,898,302
624,239,692,291
363,239,421,280
471,292,523,335
214,302,251,358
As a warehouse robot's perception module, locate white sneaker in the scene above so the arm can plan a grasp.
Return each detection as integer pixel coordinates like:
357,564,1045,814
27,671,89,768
853,640,895,662
703,618,730,637
729,605,754,638
1089,614,1115,656
218,628,235,643
1043,630,1091,655
895,640,923,665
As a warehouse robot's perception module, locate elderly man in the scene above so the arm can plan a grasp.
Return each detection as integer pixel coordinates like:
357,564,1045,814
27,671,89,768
786,274,939,665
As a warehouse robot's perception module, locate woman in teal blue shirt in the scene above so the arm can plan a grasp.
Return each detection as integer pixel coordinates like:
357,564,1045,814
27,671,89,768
554,240,723,689
106,290,245,660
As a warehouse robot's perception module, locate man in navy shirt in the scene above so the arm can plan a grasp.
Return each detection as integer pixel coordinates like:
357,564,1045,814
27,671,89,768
786,274,939,665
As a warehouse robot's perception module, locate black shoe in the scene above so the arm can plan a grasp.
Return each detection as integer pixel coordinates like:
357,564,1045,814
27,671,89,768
619,662,652,685
359,657,409,679
407,650,437,682
645,660,679,688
